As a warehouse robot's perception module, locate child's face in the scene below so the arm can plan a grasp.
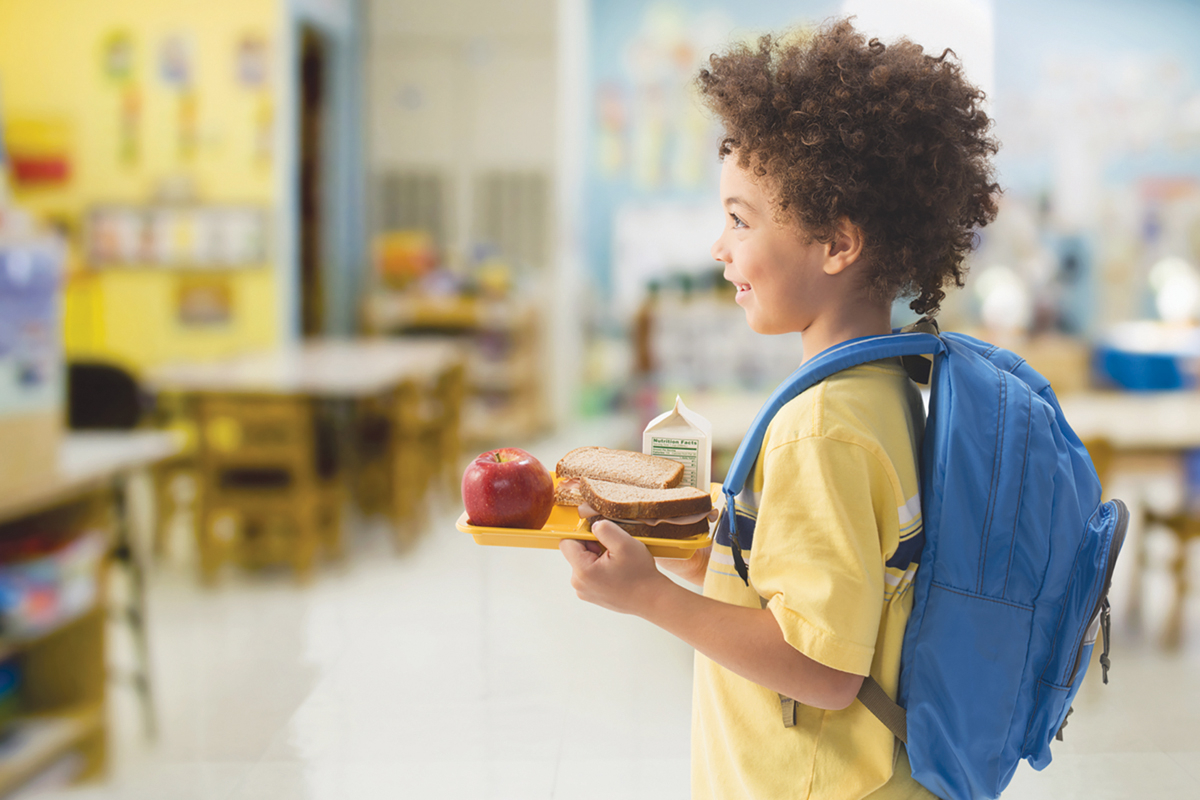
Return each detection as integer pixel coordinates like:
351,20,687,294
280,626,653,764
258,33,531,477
711,158,833,336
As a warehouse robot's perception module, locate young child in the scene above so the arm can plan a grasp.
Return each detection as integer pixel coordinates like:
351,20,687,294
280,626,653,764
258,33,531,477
560,17,999,800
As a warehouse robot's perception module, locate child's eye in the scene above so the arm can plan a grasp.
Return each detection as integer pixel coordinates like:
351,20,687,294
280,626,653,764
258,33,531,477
730,213,746,229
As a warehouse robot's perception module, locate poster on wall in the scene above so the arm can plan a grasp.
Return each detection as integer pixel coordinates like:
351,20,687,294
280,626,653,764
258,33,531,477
159,33,197,162
176,275,233,327
86,205,268,268
583,1,843,313
101,30,140,165
158,33,193,88
236,35,268,88
5,117,73,188
236,34,273,166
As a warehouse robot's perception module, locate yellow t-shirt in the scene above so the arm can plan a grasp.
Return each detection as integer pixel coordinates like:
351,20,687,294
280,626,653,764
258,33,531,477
692,359,938,800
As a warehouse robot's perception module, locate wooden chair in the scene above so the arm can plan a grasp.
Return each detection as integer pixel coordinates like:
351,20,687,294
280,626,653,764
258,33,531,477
350,399,392,517
148,390,201,559
351,361,466,548
1084,437,1198,648
388,378,432,545
194,394,343,583
1142,498,1200,649
422,360,467,500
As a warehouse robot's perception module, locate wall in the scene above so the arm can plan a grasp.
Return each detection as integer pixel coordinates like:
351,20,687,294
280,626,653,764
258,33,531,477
0,0,282,369
965,0,1200,337
365,0,557,255
582,0,844,319
364,0,566,421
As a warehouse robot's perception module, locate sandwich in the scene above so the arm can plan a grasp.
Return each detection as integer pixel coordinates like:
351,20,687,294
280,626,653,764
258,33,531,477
577,478,714,540
551,446,713,539
553,446,684,506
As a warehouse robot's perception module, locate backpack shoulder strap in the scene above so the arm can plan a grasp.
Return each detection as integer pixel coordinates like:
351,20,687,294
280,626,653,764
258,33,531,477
720,330,943,584
732,327,941,741
757,596,909,739
858,677,908,743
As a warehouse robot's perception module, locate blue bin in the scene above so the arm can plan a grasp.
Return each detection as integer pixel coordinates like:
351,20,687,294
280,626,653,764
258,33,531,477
1094,345,1193,391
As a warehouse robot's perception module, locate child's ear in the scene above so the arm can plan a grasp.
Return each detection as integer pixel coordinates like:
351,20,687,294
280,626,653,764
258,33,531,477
823,218,865,275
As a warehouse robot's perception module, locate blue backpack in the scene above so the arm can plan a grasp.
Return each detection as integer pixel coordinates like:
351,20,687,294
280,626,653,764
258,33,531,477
720,322,1129,800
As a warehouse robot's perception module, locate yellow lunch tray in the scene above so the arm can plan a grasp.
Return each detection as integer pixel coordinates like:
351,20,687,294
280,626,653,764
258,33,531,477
456,476,718,559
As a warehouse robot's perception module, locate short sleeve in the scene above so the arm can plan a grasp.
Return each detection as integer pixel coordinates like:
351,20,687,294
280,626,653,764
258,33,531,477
750,435,891,676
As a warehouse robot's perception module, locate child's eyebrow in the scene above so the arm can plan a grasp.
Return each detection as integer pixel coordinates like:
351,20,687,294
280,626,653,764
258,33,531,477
724,196,757,213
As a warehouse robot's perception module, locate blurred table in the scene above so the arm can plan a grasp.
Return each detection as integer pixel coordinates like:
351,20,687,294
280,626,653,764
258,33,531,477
144,337,463,399
0,431,181,524
692,389,1200,451
687,387,1200,485
1059,390,1200,648
1057,390,1200,450
143,338,467,573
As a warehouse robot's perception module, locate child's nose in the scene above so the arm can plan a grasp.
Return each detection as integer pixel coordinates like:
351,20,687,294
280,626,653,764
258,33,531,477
710,233,728,263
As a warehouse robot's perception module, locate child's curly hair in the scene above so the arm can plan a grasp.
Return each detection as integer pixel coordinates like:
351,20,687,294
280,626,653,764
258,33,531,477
697,18,1001,317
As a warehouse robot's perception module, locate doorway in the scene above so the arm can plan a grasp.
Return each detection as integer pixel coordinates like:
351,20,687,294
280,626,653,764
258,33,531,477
298,25,327,337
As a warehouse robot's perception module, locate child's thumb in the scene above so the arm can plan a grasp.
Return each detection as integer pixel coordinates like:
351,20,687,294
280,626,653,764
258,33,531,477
590,519,634,553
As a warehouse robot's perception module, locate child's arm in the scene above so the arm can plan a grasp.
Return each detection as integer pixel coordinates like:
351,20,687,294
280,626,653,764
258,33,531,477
560,520,864,711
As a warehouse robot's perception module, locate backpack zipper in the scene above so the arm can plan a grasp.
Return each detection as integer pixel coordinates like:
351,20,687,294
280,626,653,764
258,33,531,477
1067,499,1129,686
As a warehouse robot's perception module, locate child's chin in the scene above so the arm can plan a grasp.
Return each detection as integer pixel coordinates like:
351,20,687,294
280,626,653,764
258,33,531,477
744,314,776,336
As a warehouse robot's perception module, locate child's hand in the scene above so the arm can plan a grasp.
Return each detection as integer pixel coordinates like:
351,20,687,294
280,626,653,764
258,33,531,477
559,520,670,615
655,546,711,587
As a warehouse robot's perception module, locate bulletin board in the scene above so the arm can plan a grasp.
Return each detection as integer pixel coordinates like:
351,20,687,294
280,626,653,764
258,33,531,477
583,0,842,314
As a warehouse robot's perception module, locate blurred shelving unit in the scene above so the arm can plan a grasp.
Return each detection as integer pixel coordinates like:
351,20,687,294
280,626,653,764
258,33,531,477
0,496,109,796
363,290,546,447
0,431,180,795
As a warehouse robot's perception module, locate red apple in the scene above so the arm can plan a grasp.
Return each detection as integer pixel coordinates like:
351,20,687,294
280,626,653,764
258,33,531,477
462,447,555,529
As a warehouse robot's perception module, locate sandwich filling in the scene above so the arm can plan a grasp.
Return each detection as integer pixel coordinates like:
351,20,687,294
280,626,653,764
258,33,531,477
576,503,719,527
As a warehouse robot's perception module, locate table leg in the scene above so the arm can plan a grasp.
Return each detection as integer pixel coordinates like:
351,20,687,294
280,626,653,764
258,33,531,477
109,475,158,741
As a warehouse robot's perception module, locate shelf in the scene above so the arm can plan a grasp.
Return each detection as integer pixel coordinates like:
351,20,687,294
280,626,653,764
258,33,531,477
0,605,100,664
365,290,546,447
364,292,533,333
0,705,103,796
86,263,268,272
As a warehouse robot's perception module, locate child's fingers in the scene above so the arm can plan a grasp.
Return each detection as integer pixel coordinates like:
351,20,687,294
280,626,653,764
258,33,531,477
559,537,598,568
590,519,639,556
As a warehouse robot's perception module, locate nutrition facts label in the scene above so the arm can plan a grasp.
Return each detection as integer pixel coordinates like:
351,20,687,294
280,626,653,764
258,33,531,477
649,436,700,488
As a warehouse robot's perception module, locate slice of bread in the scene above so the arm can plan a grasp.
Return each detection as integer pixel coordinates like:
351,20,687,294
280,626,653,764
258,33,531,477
579,478,711,521
584,515,710,540
553,479,585,507
555,447,684,489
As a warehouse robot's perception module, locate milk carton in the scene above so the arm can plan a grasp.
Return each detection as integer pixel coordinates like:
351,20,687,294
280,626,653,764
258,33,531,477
643,396,711,491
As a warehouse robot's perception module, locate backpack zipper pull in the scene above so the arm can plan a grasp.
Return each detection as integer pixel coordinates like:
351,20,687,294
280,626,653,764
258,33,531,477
730,540,749,585
724,504,750,586
1100,598,1112,685
729,529,750,586
1056,706,1074,741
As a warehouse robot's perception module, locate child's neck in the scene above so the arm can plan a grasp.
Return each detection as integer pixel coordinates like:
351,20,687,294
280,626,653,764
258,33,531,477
799,300,893,365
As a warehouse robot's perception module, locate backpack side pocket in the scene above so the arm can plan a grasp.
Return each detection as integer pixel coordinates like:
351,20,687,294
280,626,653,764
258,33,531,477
1022,499,1128,767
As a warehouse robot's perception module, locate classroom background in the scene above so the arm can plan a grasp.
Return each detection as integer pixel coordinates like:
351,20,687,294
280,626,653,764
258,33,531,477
0,0,1198,797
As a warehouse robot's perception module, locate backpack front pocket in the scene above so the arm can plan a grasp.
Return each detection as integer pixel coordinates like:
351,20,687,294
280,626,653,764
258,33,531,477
903,582,1035,798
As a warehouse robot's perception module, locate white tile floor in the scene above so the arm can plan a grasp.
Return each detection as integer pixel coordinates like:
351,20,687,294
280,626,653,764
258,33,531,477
29,417,1200,799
